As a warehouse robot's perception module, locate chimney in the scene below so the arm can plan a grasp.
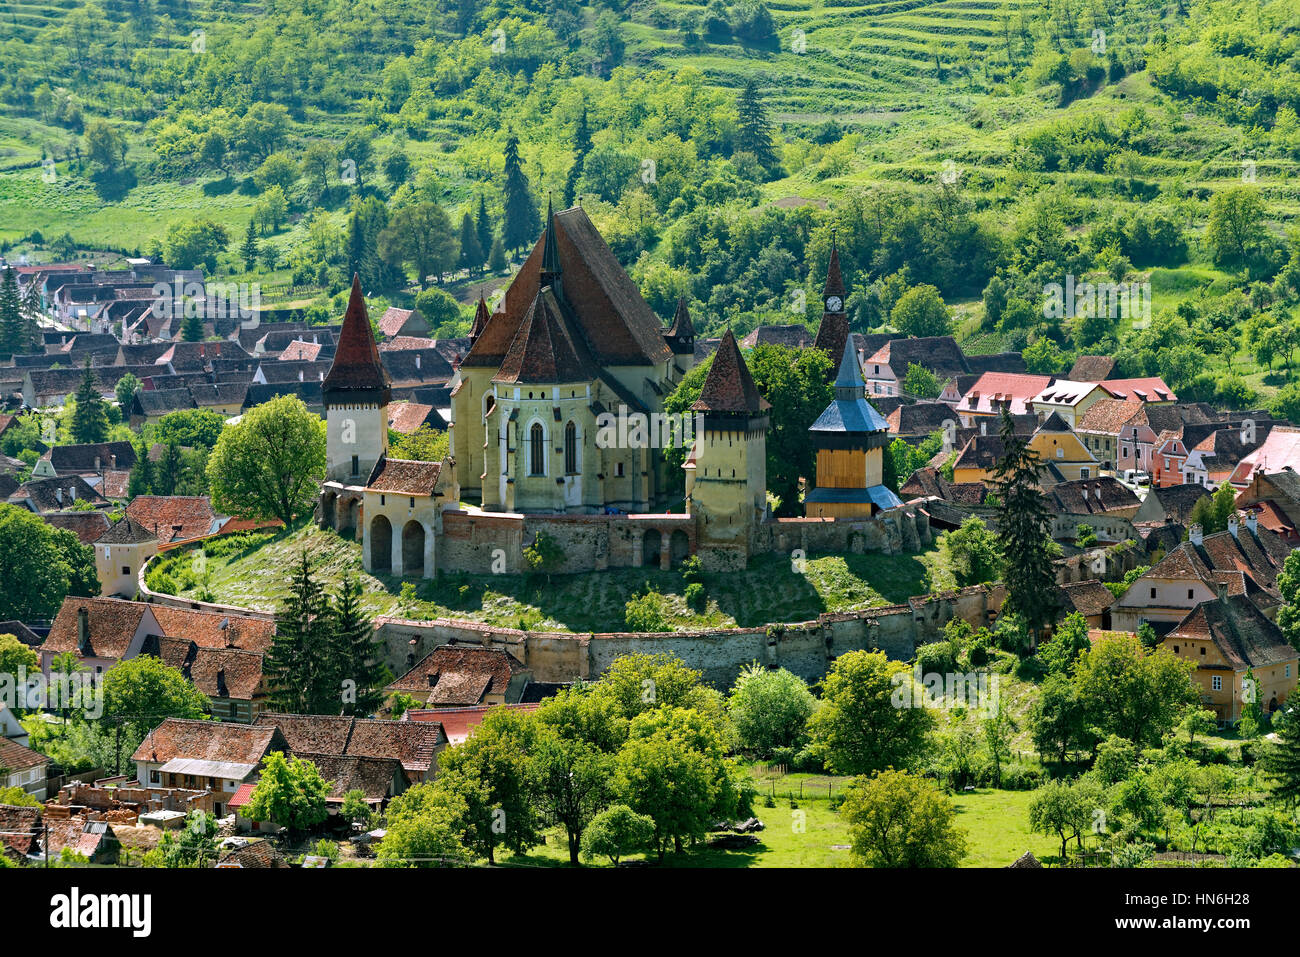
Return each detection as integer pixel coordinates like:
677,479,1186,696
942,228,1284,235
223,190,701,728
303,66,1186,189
69,485,76,502
415,354,421,371
110,454,116,469
1228,513,1239,539
1245,510,1258,535
1189,523,1203,546
1216,580,1228,603
55,488,62,506
77,607,90,651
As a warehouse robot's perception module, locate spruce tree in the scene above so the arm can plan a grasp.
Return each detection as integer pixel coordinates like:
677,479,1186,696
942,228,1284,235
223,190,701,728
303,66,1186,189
563,107,592,208
0,267,21,358
475,194,493,263
991,410,1057,645
180,308,204,342
267,552,337,714
240,219,260,272
331,573,391,716
127,438,155,498
70,359,109,444
1262,706,1300,807
501,132,539,256
736,78,777,171
488,236,507,273
155,440,184,495
458,211,485,274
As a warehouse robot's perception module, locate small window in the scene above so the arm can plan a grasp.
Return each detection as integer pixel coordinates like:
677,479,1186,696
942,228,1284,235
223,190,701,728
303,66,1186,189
410,497,415,508
1173,645,1179,654
1212,676,1222,691
1287,665,1292,678
1200,647,1206,656
150,769,160,784
1150,587,1156,599
122,566,131,575
1188,589,1194,600
616,462,625,477
351,455,359,476
1080,468,1089,479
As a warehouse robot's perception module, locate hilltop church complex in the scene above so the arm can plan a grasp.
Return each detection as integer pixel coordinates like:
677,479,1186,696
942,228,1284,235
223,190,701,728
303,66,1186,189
317,204,928,577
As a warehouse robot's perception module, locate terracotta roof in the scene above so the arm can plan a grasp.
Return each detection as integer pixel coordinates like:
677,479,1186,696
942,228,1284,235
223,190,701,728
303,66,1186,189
739,324,813,349
100,469,130,500
149,605,275,653
278,340,323,362
365,456,442,495
1068,355,1116,381
1076,398,1146,435
1058,580,1116,618
124,495,227,543
41,597,154,659
387,646,529,704
379,335,439,353
387,401,441,435
463,206,671,370
692,330,768,414
0,736,50,772
129,718,285,767
321,276,392,400
493,286,598,384
958,372,1053,417
0,804,41,861
404,703,539,745
1168,595,1297,671
10,475,107,512
378,307,417,338
254,714,445,776
43,509,112,544
1098,377,1176,403
293,752,401,803
47,441,136,474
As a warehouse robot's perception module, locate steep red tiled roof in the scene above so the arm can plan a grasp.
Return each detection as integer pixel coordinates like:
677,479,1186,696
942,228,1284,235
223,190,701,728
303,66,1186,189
0,804,41,861
378,307,416,338
124,495,226,543
43,510,112,545
365,457,442,495
278,340,322,362
0,737,50,772
493,286,598,385
41,597,153,659
692,330,768,414
1075,398,1145,435
321,276,392,398
387,401,438,435
1168,595,1296,671
294,752,401,802
149,605,275,653
387,646,528,704
1058,580,1116,618
1098,377,1176,402
1068,355,1116,381
255,714,444,775
130,718,285,766
405,703,539,744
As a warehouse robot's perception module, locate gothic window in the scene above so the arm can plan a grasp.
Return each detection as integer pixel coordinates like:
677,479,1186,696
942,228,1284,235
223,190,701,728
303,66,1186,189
530,423,545,476
564,421,578,474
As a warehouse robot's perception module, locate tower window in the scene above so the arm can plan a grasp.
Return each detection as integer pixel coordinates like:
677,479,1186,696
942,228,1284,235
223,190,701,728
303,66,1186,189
564,421,577,474
530,423,545,476
351,455,359,476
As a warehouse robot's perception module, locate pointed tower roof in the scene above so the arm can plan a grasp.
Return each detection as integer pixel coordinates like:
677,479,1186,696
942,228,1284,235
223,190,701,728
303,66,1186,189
691,330,769,414
540,197,561,282
667,296,695,339
494,287,597,385
470,295,490,341
833,338,865,400
822,238,845,300
322,275,391,402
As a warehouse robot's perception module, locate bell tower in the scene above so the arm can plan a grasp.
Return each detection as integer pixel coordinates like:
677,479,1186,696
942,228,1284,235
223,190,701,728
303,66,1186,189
322,275,391,484
813,236,849,375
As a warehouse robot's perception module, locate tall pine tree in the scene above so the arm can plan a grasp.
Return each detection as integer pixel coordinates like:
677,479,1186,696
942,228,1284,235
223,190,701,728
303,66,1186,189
991,410,1058,645
266,552,337,714
501,131,539,256
1262,707,1300,807
0,267,22,359
458,212,485,274
71,359,109,444
475,194,493,264
241,219,260,272
332,573,391,716
562,107,592,208
127,437,155,498
736,78,777,171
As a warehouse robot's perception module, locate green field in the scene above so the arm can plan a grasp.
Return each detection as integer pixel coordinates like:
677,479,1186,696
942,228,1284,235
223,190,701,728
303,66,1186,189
148,522,955,632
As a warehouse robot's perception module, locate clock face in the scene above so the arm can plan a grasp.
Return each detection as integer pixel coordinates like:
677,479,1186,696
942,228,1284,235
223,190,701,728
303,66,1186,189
826,296,843,313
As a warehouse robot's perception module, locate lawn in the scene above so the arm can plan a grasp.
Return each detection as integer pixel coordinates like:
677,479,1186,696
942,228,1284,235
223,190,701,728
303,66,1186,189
150,523,955,633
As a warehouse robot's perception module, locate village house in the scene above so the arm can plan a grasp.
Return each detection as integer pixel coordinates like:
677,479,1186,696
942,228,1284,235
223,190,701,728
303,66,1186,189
1162,592,1298,723
1096,377,1177,405
253,714,447,786
1056,579,1116,630
385,645,533,707
94,515,158,598
1075,398,1144,472
1230,426,1300,489
0,737,50,800
1132,482,1211,526
1029,380,1107,429
378,307,430,340
1234,469,1300,546
953,372,1053,427
7,474,109,514
884,401,958,445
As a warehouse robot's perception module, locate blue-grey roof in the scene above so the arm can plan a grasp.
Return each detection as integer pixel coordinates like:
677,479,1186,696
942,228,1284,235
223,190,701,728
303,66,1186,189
810,398,891,434
805,484,902,509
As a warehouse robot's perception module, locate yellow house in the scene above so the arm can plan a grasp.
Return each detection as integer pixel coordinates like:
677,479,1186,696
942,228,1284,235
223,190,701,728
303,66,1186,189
1162,592,1298,722
1027,413,1099,483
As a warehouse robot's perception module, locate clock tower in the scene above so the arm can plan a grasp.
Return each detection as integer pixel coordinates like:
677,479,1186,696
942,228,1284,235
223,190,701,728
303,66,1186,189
812,237,849,376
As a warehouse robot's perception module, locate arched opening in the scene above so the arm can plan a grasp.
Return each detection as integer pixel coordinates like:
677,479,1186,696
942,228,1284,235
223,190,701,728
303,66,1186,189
343,498,361,539
370,515,392,573
642,528,662,568
670,529,690,567
321,491,336,530
402,521,425,578
564,421,578,474
530,422,546,476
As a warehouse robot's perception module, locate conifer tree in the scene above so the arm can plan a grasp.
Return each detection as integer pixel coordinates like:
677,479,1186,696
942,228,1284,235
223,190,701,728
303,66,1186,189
181,308,204,342
127,437,155,498
563,107,592,208
458,211,485,274
266,552,337,714
736,78,777,171
489,236,507,273
240,219,260,272
501,132,539,256
0,267,22,359
991,410,1057,645
475,194,493,263
1262,706,1300,807
332,573,391,716
70,359,109,444
155,440,184,495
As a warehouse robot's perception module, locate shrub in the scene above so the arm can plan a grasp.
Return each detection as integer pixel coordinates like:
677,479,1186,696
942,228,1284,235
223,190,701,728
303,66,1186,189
684,581,706,611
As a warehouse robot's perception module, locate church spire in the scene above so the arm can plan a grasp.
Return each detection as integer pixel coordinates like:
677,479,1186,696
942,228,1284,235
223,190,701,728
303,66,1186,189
540,196,561,285
813,234,849,371
833,336,865,402
822,235,845,301
470,294,490,344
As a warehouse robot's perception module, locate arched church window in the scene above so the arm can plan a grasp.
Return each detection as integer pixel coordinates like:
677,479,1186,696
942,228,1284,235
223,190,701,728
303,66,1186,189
530,423,545,476
564,421,577,474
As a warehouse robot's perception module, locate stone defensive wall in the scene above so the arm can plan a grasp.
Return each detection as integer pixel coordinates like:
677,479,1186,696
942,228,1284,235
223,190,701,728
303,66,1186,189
375,583,1003,688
